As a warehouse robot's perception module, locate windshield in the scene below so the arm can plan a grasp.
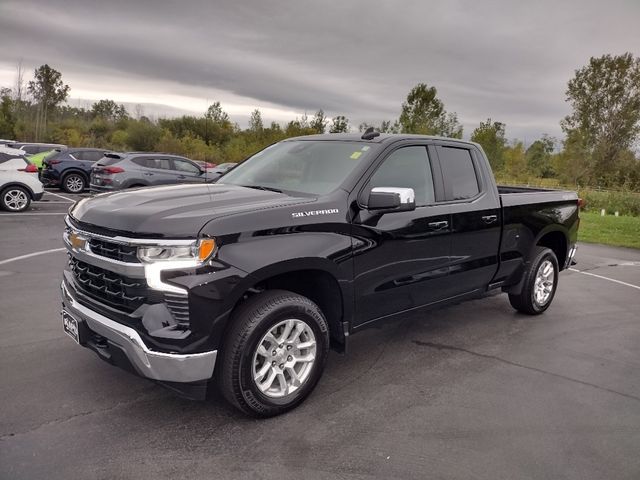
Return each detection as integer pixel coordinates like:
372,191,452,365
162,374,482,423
221,140,373,195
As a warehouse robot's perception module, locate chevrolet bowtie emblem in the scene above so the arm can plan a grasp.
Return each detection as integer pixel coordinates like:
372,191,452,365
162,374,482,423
69,231,87,249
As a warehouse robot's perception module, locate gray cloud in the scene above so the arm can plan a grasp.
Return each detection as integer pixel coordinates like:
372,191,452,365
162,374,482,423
1,0,639,141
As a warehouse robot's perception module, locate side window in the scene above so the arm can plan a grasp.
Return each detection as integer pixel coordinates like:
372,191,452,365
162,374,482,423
173,158,201,174
368,146,435,206
71,150,87,160
132,157,150,168
83,151,104,162
155,158,172,170
132,157,171,169
438,147,480,200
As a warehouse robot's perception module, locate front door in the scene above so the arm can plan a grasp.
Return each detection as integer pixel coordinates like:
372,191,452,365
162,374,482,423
172,158,206,183
352,144,451,327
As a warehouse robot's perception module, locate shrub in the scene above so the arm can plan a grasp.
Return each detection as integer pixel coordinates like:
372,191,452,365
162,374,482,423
578,189,640,217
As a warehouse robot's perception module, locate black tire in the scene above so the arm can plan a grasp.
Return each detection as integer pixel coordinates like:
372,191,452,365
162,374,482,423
509,246,559,315
61,173,86,193
219,289,330,417
1,185,31,212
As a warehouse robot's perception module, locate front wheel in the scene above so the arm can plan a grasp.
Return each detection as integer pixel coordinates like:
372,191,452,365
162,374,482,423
219,290,330,417
509,246,559,315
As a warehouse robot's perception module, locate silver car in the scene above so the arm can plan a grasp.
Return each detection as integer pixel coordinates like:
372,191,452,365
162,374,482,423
90,153,210,193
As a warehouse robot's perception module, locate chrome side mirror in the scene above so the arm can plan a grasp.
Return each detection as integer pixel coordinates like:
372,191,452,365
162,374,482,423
367,187,416,212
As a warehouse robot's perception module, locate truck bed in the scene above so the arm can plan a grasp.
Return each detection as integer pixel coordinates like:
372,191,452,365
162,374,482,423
498,185,578,207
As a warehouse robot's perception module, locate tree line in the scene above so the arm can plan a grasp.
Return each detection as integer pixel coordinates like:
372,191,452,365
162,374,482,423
1,53,639,190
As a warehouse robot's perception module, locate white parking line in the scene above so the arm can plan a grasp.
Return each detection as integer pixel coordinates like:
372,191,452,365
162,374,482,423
569,268,640,291
0,248,66,266
44,191,75,202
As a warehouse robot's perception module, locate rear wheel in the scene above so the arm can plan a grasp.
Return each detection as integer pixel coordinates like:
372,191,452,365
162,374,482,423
61,173,86,193
509,246,559,315
1,186,31,212
219,290,329,417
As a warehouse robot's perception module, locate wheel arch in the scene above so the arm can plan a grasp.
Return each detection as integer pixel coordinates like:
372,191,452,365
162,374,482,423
223,259,349,352
535,227,569,271
1,182,36,199
61,168,90,183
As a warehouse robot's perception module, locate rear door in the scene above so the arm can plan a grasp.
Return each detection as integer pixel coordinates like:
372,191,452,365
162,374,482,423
171,157,205,183
130,157,175,185
352,143,452,327
435,143,501,295
69,150,97,171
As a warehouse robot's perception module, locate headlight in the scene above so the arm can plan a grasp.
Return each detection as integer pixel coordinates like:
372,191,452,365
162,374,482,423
137,238,216,264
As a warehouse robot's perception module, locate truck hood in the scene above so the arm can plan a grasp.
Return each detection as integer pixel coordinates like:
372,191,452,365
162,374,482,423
70,183,312,238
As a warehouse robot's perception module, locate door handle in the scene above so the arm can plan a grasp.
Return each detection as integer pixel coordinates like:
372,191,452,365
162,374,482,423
177,175,187,179
428,221,449,230
143,172,154,176
481,215,498,224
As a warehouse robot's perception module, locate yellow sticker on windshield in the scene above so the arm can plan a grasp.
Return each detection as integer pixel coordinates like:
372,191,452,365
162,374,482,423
350,151,362,159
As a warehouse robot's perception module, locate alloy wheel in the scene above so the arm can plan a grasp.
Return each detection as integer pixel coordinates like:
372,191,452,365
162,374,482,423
533,259,555,306
252,319,317,398
3,189,29,211
65,175,84,193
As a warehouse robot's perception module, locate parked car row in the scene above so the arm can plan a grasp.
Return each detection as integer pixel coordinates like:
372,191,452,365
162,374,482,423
0,141,237,210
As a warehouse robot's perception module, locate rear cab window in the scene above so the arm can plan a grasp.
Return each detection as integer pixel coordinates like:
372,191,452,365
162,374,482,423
438,146,480,201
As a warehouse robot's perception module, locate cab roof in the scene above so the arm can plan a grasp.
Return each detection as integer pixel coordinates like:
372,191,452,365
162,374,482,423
283,132,476,148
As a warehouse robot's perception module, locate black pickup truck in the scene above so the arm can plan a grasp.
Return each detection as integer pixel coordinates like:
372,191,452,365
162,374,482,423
61,132,579,417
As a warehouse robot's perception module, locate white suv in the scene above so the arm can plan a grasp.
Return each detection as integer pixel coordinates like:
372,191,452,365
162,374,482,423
0,147,44,212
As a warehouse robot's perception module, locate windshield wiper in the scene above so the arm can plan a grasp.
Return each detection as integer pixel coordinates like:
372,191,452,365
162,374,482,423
241,184,283,193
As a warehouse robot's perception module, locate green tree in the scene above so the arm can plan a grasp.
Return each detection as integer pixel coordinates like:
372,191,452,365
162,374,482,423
91,99,128,122
358,120,400,133
248,109,264,134
310,110,328,133
398,83,462,138
0,88,15,137
526,135,556,177
554,129,593,186
204,102,234,145
27,64,70,140
329,115,349,133
561,53,640,186
503,141,528,179
206,102,230,124
470,119,506,172
126,119,162,151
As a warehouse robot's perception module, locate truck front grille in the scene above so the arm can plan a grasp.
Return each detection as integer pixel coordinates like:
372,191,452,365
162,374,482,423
89,238,140,263
69,256,155,313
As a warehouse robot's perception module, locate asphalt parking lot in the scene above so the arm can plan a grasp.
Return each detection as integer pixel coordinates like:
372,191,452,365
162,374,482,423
1,192,640,480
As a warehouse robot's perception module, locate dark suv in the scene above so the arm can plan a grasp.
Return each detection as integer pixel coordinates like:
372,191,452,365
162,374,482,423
90,153,208,193
41,148,110,193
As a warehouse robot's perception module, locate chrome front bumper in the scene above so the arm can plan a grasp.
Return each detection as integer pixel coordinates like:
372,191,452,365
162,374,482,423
60,280,217,383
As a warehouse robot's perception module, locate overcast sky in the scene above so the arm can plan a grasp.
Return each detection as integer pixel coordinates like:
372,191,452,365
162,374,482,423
1,0,639,142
